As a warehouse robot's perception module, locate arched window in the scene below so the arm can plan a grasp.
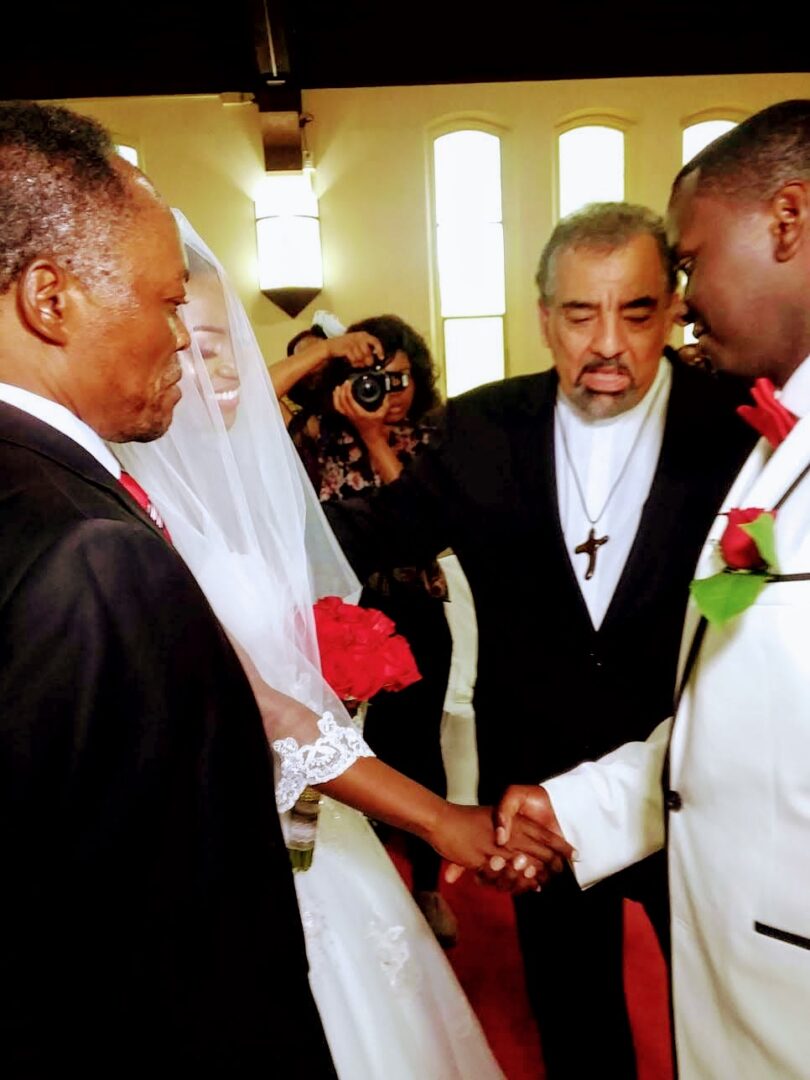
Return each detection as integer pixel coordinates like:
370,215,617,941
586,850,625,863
558,125,624,218
432,129,505,397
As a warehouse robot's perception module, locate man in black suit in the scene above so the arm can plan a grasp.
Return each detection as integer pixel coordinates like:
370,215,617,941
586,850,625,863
325,202,754,1077
0,101,335,1076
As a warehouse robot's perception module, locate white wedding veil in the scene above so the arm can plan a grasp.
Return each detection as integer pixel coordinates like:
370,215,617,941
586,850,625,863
115,210,372,810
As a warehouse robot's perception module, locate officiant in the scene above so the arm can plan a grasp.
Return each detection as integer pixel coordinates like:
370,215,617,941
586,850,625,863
324,201,754,1078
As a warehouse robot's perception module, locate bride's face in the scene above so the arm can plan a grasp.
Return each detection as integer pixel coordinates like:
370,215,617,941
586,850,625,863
183,272,241,430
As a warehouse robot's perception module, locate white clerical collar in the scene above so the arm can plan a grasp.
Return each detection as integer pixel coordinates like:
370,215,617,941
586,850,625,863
0,382,121,478
777,354,810,419
555,357,670,430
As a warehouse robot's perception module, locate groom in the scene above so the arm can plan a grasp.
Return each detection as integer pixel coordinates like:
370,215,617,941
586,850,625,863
0,101,335,1075
502,99,810,1078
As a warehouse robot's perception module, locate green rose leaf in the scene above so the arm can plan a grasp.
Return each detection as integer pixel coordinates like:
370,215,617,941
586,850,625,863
689,570,768,626
740,512,778,570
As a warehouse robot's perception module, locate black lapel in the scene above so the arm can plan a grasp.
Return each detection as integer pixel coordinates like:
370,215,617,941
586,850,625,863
0,401,163,537
521,371,558,528
519,371,595,632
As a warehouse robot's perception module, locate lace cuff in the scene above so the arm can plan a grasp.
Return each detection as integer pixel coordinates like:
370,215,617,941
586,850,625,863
272,711,375,812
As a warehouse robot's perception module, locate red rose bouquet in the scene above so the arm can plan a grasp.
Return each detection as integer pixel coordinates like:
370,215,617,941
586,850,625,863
313,595,422,703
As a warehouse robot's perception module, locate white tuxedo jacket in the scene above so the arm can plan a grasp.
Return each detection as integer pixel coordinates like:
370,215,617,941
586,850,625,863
546,413,810,1078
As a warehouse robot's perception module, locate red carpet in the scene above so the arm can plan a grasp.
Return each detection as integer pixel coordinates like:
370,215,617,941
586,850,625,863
390,842,673,1079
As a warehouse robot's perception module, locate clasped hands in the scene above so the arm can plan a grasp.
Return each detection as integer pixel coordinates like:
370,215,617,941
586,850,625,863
431,786,576,897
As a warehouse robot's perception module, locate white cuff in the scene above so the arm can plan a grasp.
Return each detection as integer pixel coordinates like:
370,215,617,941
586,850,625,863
272,711,375,812
543,718,671,889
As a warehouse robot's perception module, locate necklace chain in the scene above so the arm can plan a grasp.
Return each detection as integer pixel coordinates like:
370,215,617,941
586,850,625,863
557,376,664,526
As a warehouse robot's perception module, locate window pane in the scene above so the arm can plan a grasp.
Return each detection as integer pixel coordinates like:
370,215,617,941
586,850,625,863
437,223,505,317
682,119,737,165
444,317,504,397
433,131,505,395
558,126,624,218
116,144,139,166
434,130,502,224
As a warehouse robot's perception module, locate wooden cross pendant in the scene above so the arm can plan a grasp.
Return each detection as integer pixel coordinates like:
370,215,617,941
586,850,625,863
575,527,608,581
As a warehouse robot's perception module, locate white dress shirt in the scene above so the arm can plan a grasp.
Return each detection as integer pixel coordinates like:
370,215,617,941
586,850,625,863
554,358,672,628
0,382,121,477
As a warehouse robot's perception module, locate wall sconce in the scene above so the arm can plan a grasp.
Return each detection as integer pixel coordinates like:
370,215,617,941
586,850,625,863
255,170,323,318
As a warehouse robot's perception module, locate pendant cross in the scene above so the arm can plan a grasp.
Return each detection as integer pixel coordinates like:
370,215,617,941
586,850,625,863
575,527,608,581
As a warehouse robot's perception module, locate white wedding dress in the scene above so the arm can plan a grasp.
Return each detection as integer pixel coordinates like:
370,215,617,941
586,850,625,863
291,797,505,1080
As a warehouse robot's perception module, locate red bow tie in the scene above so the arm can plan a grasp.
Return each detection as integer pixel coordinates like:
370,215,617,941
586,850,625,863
736,377,798,449
118,471,172,544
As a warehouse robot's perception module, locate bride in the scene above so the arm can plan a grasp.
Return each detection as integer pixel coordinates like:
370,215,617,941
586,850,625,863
115,212,554,1079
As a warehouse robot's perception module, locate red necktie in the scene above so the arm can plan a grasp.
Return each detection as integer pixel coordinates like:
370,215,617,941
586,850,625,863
736,377,798,449
118,471,172,544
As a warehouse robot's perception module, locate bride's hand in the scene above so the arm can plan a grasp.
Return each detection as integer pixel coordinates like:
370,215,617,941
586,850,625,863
426,803,505,869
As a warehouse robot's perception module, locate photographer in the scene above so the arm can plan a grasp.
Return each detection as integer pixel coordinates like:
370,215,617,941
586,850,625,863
269,315,458,948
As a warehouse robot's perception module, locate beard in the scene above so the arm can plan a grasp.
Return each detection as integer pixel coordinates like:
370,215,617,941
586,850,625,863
567,359,639,419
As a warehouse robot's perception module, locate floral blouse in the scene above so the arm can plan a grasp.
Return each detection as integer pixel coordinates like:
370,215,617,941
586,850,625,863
289,411,448,600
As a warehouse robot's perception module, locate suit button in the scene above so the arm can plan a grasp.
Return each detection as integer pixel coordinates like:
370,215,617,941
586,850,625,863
665,790,683,811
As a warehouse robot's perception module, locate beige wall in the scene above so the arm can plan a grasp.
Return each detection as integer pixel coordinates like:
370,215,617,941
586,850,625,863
61,72,810,378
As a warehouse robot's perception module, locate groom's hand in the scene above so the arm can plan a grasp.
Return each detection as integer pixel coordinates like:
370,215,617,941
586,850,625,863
428,803,558,889
444,785,574,891
495,784,567,849
443,789,574,894
467,798,574,893
475,784,575,891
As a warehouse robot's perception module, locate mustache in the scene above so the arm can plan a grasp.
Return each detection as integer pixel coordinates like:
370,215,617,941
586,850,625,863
575,358,632,385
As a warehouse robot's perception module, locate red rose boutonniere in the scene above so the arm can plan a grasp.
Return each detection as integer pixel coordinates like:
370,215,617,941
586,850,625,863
690,508,777,625
313,595,422,703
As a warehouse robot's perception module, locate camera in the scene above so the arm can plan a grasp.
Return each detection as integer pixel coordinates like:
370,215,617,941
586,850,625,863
330,359,411,412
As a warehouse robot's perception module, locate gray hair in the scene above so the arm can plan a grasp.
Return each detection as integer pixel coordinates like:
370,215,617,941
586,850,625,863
536,202,676,304
0,100,135,296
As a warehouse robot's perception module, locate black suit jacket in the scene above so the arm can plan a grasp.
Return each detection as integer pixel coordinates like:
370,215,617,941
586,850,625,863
0,403,334,1077
326,361,755,804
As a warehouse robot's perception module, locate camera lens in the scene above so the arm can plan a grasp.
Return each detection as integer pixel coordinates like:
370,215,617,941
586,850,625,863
350,372,386,412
